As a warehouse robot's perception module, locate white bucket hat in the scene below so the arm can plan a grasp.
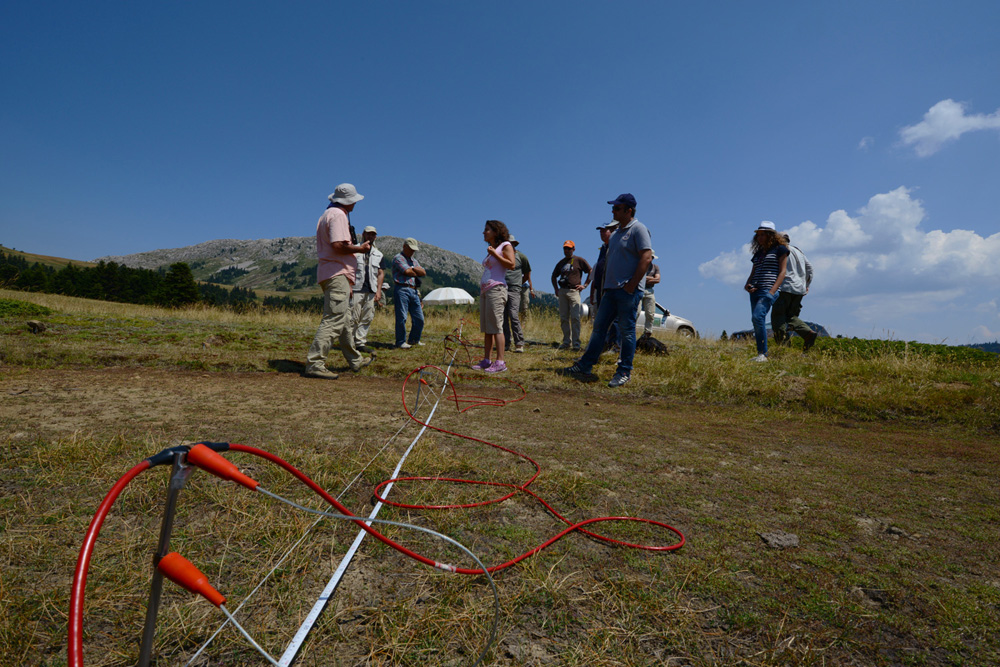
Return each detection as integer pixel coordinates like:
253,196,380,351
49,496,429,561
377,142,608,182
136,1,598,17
328,183,364,205
756,221,776,232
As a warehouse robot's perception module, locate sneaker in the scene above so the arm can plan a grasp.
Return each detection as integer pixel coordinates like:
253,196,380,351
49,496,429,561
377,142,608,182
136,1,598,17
471,358,491,370
802,330,818,352
415,341,425,346
607,371,630,388
751,354,769,363
557,343,571,350
399,342,412,349
304,367,339,380
514,346,525,353
560,363,598,382
484,360,507,373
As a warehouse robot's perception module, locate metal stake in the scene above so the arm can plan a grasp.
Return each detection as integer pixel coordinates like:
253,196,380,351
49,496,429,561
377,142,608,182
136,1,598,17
138,451,194,667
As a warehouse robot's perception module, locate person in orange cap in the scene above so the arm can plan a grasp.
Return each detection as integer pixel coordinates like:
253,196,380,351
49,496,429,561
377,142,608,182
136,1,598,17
550,239,592,350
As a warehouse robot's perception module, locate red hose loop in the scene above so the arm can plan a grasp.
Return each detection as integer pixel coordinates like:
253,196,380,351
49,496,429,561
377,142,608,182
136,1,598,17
382,363,686,554
68,460,151,667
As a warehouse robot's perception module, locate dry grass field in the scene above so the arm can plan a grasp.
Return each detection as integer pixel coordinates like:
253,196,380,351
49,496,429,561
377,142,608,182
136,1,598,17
2,289,999,666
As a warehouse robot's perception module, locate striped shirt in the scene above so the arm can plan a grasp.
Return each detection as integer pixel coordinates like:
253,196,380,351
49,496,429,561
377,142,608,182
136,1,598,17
750,244,789,292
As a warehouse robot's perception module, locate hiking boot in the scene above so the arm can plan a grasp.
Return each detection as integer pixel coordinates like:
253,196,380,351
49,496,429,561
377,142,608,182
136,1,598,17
802,330,818,351
304,367,339,380
750,354,769,363
399,342,412,349
471,358,491,370
560,363,598,382
351,356,374,372
484,360,507,373
607,371,630,388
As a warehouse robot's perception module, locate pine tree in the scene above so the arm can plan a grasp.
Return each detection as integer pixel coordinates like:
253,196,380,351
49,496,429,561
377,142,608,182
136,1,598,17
157,263,201,307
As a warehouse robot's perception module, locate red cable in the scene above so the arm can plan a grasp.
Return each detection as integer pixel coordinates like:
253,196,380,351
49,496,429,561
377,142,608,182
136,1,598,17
68,460,150,667
377,364,685,557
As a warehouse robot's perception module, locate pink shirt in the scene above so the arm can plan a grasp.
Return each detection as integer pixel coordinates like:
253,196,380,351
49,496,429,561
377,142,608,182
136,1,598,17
316,207,357,284
480,241,512,292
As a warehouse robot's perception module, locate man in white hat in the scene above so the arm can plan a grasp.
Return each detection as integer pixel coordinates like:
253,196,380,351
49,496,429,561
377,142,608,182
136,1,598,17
351,225,384,353
305,183,373,379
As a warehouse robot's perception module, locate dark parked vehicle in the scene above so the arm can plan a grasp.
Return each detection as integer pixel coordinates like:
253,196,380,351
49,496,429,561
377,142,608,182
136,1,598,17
729,322,830,341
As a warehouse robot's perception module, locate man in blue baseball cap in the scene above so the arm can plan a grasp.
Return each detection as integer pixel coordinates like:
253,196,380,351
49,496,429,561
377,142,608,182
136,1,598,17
562,193,652,388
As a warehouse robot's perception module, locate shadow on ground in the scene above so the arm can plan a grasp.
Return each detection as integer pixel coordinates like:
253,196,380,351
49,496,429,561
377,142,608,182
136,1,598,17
269,359,306,374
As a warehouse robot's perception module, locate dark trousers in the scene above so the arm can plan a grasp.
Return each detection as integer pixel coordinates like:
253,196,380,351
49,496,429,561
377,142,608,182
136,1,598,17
771,292,813,344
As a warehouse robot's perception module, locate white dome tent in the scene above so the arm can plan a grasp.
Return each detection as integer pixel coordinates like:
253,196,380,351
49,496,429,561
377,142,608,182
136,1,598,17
421,287,475,306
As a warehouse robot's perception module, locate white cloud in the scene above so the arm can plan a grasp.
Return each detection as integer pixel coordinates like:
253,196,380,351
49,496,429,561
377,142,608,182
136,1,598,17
846,289,963,322
858,136,873,151
697,245,751,285
699,187,1000,304
973,299,998,317
899,99,1000,157
972,325,999,341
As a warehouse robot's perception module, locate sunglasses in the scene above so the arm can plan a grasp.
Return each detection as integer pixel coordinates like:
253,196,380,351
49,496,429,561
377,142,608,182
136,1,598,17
612,205,626,212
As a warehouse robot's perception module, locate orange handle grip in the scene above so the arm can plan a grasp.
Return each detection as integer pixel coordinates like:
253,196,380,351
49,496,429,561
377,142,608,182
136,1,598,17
187,444,260,490
157,552,226,607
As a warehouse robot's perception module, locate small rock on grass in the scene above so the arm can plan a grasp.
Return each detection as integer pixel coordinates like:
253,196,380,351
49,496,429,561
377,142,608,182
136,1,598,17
758,530,799,549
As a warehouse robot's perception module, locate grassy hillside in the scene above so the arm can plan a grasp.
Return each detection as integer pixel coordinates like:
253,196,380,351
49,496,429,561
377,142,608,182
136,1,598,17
0,244,97,270
2,288,999,665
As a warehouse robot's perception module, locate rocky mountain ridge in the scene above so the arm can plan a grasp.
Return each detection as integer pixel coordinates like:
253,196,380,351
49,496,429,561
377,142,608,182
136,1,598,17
96,236,484,295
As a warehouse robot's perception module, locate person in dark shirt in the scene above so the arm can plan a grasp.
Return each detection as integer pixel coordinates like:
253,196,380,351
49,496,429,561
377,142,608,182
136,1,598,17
550,240,592,350
590,222,619,350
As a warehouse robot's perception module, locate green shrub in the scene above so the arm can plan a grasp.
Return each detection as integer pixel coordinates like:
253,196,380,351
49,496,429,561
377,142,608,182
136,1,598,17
0,298,53,317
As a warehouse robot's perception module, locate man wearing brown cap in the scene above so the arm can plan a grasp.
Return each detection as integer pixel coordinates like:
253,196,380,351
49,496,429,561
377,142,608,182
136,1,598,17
551,240,592,350
392,237,426,348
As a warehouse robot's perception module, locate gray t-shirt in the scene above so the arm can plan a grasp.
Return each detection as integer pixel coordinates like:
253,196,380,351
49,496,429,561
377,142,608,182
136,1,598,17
504,250,524,288
603,220,653,291
644,262,660,294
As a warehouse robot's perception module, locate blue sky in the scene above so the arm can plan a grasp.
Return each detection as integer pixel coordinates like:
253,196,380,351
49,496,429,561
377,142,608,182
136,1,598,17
2,2,998,343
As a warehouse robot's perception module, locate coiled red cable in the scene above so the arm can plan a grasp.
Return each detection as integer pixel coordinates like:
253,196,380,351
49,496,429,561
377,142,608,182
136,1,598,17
373,364,685,569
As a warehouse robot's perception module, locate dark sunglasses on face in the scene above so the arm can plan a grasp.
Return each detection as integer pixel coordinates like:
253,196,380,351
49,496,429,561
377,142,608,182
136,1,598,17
612,205,625,212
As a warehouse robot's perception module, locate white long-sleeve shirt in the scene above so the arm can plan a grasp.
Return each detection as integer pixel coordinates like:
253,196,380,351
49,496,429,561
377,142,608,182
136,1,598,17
779,245,813,295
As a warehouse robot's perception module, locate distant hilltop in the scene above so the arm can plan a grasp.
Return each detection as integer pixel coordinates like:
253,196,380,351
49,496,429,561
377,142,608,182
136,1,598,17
96,236,484,297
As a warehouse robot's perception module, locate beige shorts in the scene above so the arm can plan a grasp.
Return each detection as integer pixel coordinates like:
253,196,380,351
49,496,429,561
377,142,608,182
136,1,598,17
479,285,507,334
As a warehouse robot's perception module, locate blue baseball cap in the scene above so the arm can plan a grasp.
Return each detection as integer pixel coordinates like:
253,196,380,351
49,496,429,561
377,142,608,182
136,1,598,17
608,193,637,209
